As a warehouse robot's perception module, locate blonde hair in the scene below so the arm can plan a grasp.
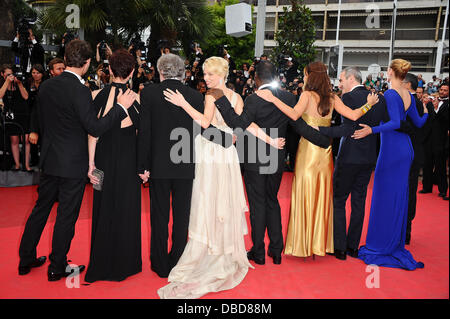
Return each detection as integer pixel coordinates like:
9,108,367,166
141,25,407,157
202,56,229,80
389,59,411,80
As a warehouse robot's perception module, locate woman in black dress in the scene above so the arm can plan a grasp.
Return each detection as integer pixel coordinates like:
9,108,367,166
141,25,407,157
84,49,142,283
0,65,30,171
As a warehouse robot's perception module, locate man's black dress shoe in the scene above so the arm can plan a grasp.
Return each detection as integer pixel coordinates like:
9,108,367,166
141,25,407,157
334,249,347,260
267,251,282,265
346,248,359,258
444,196,449,201
247,251,265,265
438,193,446,197
18,256,47,275
150,266,169,278
418,189,432,194
48,265,85,281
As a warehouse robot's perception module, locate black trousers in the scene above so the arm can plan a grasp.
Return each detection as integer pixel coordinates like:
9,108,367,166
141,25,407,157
19,173,86,272
243,169,283,259
333,163,374,251
149,178,193,277
422,146,448,194
406,160,421,240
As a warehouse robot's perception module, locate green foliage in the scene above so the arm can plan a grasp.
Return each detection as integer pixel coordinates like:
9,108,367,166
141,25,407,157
272,0,316,74
141,0,217,61
38,0,217,57
200,0,256,68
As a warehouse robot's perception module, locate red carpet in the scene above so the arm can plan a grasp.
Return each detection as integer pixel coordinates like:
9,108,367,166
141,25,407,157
0,172,448,299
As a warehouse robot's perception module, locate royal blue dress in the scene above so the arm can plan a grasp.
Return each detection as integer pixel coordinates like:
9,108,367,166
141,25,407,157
358,89,428,270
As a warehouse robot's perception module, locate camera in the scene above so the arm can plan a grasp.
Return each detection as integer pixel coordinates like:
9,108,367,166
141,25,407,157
16,17,37,47
218,45,228,57
98,40,109,61
141,62,153,75
86,74,99,91
63,32,76,45
190,42,199,52
98,41,110,75
12,65,27,83
277,54,292,74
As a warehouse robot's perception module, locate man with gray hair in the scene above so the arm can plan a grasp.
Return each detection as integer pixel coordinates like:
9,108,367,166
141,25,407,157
318,66,387,260
137,53,233,278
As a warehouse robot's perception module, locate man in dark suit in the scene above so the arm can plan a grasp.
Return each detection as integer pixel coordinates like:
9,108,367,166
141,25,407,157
18,40,137,281
420,82,449,198
137,53,233,278
401,73,426,244
210,61,331,265
12,29,44,76
318,66,387,260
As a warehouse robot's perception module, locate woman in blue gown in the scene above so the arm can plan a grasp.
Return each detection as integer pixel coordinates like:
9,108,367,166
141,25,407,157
352,59,428,270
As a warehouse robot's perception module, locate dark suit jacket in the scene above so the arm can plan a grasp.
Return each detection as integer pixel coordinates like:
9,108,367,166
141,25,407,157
37,71,127,178
395,93,425,165
422,99,449,152
215,88,331,174
319,86,387,165
11,40,45,73
137,79,232,179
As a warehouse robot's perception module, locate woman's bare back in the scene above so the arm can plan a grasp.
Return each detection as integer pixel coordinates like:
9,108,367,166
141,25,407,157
303,91,334,120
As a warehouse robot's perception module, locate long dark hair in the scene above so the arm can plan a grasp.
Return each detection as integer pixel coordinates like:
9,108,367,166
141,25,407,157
304,61,332,117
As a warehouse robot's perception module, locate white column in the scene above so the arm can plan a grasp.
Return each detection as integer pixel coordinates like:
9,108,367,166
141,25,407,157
336,0,341,45
434,0,449,77
254,0,267,57
388,0,398,63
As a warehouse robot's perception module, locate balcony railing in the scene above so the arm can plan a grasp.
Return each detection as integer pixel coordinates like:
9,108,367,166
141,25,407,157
255,0,421,5
265,28,449,41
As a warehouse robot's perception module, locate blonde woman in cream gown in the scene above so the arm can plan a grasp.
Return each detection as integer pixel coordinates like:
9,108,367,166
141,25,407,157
158,57,284,298
256,61,378,258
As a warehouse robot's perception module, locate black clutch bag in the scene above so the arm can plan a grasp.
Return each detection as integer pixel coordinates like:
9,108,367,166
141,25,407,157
92,168,104,191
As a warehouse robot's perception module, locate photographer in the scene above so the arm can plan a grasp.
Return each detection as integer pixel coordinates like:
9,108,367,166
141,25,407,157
94,63,111,89
0,64,31,171
196,79,207,96
57,32,78,58
26,64,45,166
241,77,256,99
96,41,113,64
184,68,196,89
12,29,45,77
284,58,299,85
234,70,246,98
133,62,156,93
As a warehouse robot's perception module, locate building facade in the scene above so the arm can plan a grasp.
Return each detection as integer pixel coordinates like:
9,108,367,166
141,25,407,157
244,0,449,81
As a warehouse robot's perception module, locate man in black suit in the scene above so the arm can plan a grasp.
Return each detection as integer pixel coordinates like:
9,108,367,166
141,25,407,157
210,61,331,265
401,73,426,244
18,40,137,281
420,82,449,198
318,66,387,260
137,53,233,278
12,29,44,76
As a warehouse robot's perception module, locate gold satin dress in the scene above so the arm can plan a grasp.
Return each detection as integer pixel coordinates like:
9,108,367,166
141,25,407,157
284,113,334,257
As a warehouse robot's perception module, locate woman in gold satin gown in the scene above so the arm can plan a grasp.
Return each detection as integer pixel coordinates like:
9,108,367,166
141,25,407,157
256,62,379,258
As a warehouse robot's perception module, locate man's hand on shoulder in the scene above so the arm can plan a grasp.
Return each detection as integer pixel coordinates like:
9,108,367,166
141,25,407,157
117,89,137,109
206,88,224,101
